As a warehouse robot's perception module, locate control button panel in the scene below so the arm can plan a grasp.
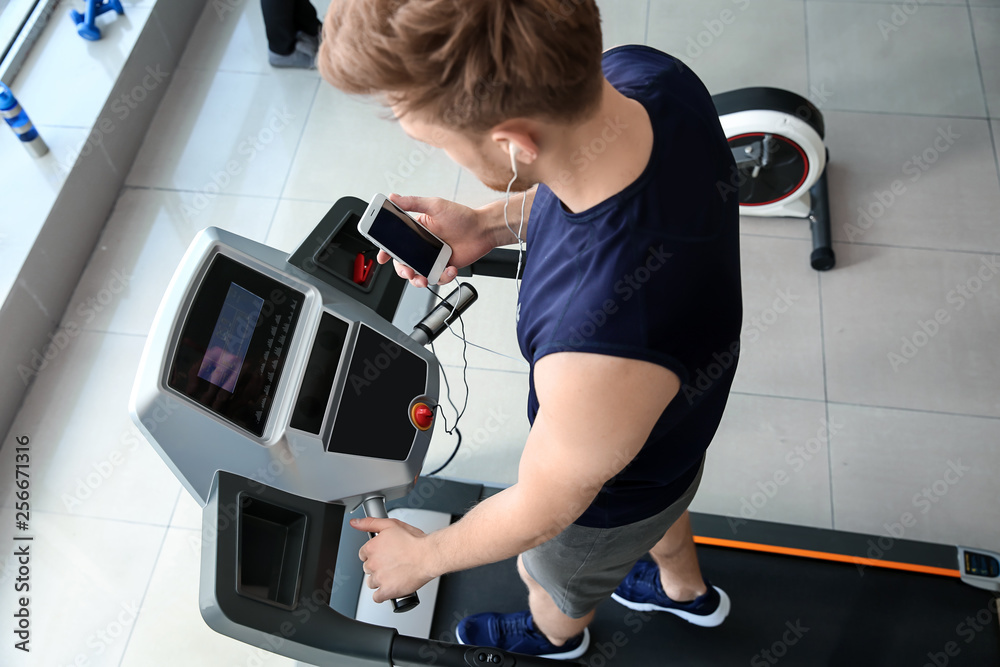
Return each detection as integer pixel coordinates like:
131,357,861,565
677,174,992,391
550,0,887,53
964,550,1000,578
958,546,1000,593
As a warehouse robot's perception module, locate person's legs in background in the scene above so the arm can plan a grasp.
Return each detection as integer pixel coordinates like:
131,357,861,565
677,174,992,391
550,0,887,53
261,0,318,68
291,0,321,56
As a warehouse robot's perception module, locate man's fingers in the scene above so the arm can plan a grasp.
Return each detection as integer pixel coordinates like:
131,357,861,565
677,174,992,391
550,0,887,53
387,192,414,209
437,266,458,284
377,253,423,284
398,263,429,288
351,517,394,534
388,193,436,216
393,261,415,280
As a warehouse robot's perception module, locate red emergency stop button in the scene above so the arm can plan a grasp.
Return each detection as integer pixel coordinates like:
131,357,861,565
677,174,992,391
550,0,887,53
411,403,434,431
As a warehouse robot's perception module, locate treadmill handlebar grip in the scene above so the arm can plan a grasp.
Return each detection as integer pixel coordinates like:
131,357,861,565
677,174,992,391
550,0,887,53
361,496,420,614
410,282,479,346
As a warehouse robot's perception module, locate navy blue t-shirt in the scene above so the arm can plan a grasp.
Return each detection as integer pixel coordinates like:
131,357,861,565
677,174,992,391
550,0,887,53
515,46,743,529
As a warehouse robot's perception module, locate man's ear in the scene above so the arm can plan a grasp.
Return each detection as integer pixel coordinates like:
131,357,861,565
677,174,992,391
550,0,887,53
490,125,539,164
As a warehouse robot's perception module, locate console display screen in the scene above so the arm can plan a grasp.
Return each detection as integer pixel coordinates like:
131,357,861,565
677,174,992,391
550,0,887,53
197,284,264,393
168,254,304,436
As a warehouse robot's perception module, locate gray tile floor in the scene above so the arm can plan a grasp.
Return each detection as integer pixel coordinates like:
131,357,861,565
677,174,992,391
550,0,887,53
1,1,997,665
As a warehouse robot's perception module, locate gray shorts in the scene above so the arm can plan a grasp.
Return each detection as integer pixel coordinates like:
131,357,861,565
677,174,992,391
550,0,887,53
521,459,705,619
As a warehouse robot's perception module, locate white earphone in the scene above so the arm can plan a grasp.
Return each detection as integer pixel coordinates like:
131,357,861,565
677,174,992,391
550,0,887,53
509,142,521,175
503,142,526,301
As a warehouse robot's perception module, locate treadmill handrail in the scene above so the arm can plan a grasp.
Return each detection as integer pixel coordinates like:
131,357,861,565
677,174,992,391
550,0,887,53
392,633,569,666
460,247,523,280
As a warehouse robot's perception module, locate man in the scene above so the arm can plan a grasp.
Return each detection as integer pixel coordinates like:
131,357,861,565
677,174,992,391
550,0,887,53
318,0,742,659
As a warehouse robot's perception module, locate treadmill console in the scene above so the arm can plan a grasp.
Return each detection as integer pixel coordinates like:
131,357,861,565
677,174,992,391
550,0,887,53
129,226,439,508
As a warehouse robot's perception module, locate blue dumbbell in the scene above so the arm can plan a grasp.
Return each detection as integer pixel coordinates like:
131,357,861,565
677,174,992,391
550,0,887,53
70,0,125,41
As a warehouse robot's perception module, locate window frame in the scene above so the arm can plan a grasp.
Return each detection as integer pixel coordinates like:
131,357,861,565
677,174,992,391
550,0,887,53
0,0,59,84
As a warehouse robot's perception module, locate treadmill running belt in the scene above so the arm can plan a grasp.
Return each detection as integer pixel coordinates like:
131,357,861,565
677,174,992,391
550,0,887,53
431,547,1000,666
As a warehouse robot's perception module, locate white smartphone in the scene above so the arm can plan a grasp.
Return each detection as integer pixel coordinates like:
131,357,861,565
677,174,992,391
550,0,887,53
357,193,453,285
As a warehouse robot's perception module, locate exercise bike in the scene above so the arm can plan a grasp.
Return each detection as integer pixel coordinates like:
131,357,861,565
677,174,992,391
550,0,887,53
713,87,835,271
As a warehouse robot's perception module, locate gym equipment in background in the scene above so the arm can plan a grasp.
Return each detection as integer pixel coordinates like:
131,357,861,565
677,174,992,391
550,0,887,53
713,88,835,271
0,82,48,157
69,0,124,41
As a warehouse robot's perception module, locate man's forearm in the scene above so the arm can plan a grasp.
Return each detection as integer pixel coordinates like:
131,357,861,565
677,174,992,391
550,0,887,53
476,186,536,247
423,480,577,578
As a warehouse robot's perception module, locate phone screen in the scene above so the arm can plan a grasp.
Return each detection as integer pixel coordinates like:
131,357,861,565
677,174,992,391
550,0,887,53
368,200,443,278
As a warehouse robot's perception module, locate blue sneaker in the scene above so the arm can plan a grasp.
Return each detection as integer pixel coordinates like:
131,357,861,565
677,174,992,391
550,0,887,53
456,610,590,660
611,560,730,627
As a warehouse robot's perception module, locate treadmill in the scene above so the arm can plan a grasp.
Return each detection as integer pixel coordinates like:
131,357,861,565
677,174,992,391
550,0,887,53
130,196,1000,666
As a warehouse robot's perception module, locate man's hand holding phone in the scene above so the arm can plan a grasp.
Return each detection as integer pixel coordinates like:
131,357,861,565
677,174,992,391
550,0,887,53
360,193,499,288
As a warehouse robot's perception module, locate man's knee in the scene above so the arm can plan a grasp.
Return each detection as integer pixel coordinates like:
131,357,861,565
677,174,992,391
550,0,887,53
518,554,549,595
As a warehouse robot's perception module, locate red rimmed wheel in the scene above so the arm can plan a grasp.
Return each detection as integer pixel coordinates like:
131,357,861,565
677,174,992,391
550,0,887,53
728,132,810,207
